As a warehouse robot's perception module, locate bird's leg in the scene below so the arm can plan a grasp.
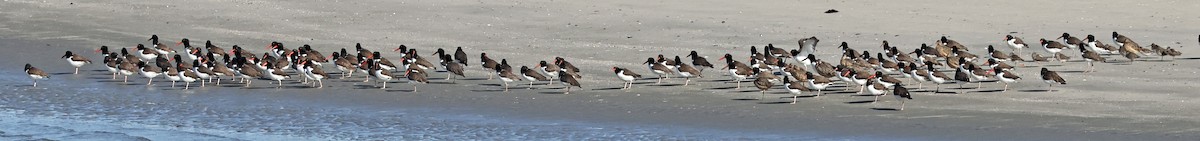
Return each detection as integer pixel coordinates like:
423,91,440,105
381,81,387,89
760,90,766,100
736,81,742,90
684,78,690,86
412,84,417,92
446,74,452,80
75,68,79,74
147,78,154,86
792,92,800,104
503,82,509,92
899,101,906,111
565,87,571,94
1003,83,1009,92
656,75,663,84
32,80,37,87
528,81,535,89
185,82,191,89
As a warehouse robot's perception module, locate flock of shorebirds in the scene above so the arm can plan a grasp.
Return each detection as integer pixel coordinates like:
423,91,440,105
24,33,1191,111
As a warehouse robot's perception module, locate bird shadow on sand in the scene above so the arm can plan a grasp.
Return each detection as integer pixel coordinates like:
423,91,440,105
705,79,735,82
931,91,960,94
731,98,759,101
1178,57,1200,60
734,90,760,93
1057,70,1086,73
757,101,791,104
477,84,502,87
650,84,682,87
460,78,490,81
591,87,623,91
870,108,900,111
470,89,504,92
429,82,455,84
538,91,567,94
1019,89,1054,92
826,91,857,95
51,72,74,75
385,89,415,92
632,82,656,85
352,84,379,89
706,86,739,90
96,80,125,83
846,100,876,104
974,89,1006,93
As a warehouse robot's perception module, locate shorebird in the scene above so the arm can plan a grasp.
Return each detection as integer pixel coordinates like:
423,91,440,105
1009,54,1026,62
391,44,407,58
720,54,754,89
1112,32,1133,47
205,40,227,57
179,63,199,89
480,52,499,80
1080,45,1105,73
876,53,899,74
795,36,819,61
907,63,929,89
263,61,290,88
1040,68,1066,92
872,71,901,88
497,59,521,92
753,70,774,100
983,58,1014,71
939,36,968,51
782,77,810,104
1161,47,1182,60
1039,39,1067,59
368,60,394,89
866,80,889,102
61,51,91,74
1058,33,1083,49
987,45,1010,62
24,64,49,87
1031,53,1050,63
992,68,1020,92
104,52,121,79
656,54,678,70
520,66,549,89
954,48,978,62
454,47,469,66
133,44,160,62
165,63,181,87
235,58,262,87
441,54,466,83
148,35,176,55
538,61,560,85
687,51,714,71
557,70,582,94
804,72,833,98
893,84,913,111
300,61,328,88
766,44,789,58
555,57,581,78
645,58,673,84
844,69,871,94
1122,50,1141,64
1083,35,1118,54
137,62,162,86
925,62,952,93
176,38,201,61
117,58,137,83
191,60,213,87
674,56,703,86
953,67,972,94
613,67,642,89
1005,35,1028,54
404,67,429,92
331,52,355,79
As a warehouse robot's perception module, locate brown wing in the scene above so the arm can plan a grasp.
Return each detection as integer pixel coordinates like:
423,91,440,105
1043,71,1066,84
621,69,642,78
1002,70,1020,79
1083,51,1104,62
310,66,329,77
408,71,428,83
521,68,549,81
1012,38,1026,46
882,75,902,84
71,54,92,62
812,75,832,84
1009,54,1025,61
447,63,465,76
932,71,950,79
182,69,200,78
240,66,262,77
27,67,48,76
678,64,702,77
754,77,773,90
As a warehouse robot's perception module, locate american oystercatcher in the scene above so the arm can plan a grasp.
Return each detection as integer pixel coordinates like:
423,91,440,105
1040,68,1066,92
148,35,176,55
369,59,394,89
1058,33,1083,49
1080,45,1105,73
804,72,833,98
783,77,810,104
179,63,199,89
300,61,328,88
866,80,888,102
1039,39,1068,61
205,40,227,57
1005,35,1028,54
645,58,673,84
753,70,774,100
137,62,162,86
1083,35,1118,54
480,52,499,80
165,63,182,87
892,84,913,111
687,51,714,71
24,64,49,87
720,54,754,89
674,56,703,86
613,67,642,89
61,51,91,74
987,45,1010,62
520,66,549,89
441,54,466,83
404,67,429,92
992,67,1020,92
924,62,952,93
557,70,582,94
454,47,469,66
497,59,522,92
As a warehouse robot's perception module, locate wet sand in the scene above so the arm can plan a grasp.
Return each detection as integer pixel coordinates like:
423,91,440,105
2,0,1200,140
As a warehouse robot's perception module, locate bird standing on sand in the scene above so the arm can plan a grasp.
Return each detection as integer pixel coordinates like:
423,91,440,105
613,67,642,89
179,64,199,89
687,51,714,71
645,58,673,84
804,72,833,98
1040,68,1067,92
753,70,774,100
496,59,522,92
441,54,466,83
674,56,703,86
25,64,49,87
993,68,1020,92
62,51,91,74
520,66,549,89
137,62,162,86
454,47,469,66
1005,35,1028,54
893,84,913,111
405,67,429,92
783,77,809,104
480,52,499,80
557,70,582,94
1040,39,1067,61
1080,45,1105,73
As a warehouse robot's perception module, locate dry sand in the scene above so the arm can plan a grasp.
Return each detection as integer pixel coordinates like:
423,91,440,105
2,0,1200,140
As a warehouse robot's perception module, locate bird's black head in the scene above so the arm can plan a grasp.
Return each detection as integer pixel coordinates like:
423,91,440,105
148,35,159,42
839,42,849,50
62,51,74,58
687,51,699,57
24,64,32,70
1060,33,1071,38
1040,67,1050,73
644,58,656,64
355,43,364,50
1112,32,1119,38
1085,34,1095,41
1005,35,1014,40
940,36,949,42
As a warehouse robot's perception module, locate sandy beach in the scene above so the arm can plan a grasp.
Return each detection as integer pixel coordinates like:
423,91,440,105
2,0,1200,140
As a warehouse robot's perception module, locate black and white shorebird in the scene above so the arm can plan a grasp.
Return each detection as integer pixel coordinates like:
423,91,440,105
24,64,49,87
404,67,430,92
1080,45,1106,73
1040,39,1068,61
925,62,952,93
557,70,582,94
1083,35,1118,54
992,67,1020,92
613,67,642,89
804,72,833,98
369,60,394,89
953,67,972,94
300,61,328,88
61,51,91,74
496,59,522,92
645,58,673,84
1058,33,1083,49
782,77,810,104
1040,68,1067,92
721,54,754,89
674,56,703,86
538,61,560,85
104,52,121,79
892,84,913,111
263,61,290,88
179,63,199,89
454,47,469,66
866,80,889,102
520,66,549,89
1005,35,1028,54
133,44,160,62
1112,32,1133,47
987,45,1010,62
165,63,181,87
137,62,162,86
148,35,176,55
117,58,137,83
687,51,714,71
